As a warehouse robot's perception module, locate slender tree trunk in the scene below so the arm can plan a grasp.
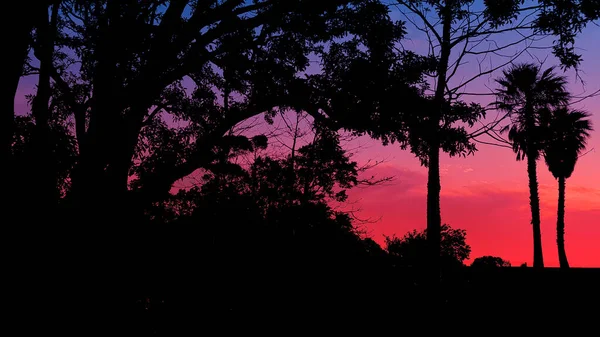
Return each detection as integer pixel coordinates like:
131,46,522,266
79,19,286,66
426,143,442,273
426,3,452,283
526,152,544,268
557,176,569,269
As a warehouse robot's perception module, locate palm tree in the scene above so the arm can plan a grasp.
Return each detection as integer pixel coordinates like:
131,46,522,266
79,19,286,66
495,63,570,269
542,108,593,269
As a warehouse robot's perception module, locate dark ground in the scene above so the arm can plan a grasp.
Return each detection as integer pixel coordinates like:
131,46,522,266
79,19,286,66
122,265,600,334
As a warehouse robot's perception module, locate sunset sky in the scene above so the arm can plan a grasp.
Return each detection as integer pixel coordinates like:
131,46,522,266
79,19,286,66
14,2,599,267
344,10,600,267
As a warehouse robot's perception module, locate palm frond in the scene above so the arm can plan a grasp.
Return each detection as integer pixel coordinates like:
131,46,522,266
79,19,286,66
542,108,593,179
494,63,572,161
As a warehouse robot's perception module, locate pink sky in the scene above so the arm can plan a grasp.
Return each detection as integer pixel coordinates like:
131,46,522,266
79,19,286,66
344,24,600,267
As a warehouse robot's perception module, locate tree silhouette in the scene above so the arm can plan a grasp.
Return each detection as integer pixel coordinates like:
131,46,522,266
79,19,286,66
30,1,62,211
312,0,488,278
533,0,600,69
471,256,511,269
41,0,393,221
495,63,570,269
384,224,471,269
542,108,593,269
4,1,54,215
143,125,378,273
363,0,600,279
12,114,78,202
5,1,600,332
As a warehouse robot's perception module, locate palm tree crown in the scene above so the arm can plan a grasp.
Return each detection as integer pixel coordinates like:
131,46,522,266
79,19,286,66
496,63,570,160
543,108,593,179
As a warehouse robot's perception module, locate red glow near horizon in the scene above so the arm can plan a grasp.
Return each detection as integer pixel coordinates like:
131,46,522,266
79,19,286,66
346,143,600,267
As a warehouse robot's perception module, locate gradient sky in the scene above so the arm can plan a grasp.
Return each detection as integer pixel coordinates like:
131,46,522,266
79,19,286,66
14,2,599,267
342,14,600,267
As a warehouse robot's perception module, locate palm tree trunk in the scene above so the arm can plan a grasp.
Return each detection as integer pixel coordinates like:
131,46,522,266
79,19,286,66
557,176,569,269
527,153,544,268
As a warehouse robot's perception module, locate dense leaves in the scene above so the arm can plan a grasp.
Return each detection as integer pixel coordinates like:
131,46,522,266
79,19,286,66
385,224,471,268
12,115,78,199
535,0,600,68
144,127,372,267
40,0,406,211
471,256,512,268
496,64,570,161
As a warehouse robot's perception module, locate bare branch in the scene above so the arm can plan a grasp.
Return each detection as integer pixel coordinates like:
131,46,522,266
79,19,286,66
473,138,513,149
448,46,529,95
468,110,511,139
395,0,442,45
570,89,600,105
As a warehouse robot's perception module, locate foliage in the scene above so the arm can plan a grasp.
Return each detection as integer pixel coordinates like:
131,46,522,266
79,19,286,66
143,126,375,264
39,0,407,208
535,0,600,69
494,63,571,268
151,124,359,216
384,224,471,267
471,256,512,268
484,0,600,68
496,63,570,161
542,108,593,179
12,115,78,199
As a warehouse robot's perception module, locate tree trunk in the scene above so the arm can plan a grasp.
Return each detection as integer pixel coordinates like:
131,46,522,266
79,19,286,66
4,6,35,210
426,2,452,283
31,2,60,211
526,151,544,268
426,143,442,275
557,176,569,269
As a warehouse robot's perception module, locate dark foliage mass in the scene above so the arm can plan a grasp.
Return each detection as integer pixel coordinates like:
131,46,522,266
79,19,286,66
4,0,599,333
142,127,374,269
385,224,471,269
471,255,512,268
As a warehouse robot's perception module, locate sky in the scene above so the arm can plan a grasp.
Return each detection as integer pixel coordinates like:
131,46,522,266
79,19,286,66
14,1,599,267
341,8,600,267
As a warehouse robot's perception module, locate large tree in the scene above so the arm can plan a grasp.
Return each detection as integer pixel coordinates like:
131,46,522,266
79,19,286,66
20,1,409,331
4,1,55,216
495,63,570,268
37,1,412,221
542,107,592,269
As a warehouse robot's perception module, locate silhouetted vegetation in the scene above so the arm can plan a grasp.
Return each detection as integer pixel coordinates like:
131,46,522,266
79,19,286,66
385,224,471,269
471,255,512,268
6,0,600,333
495,63,571,268
542,108,593,269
